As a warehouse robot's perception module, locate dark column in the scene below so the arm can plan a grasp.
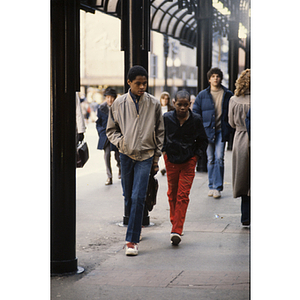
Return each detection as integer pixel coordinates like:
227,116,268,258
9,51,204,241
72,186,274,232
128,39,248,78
121,0,151,226
163,34,169,92
195,0,212,172
245,33,251,69
51,0,83,275
121,0,150,92
227,3,239,151
196,0,212,92
228,1,239,93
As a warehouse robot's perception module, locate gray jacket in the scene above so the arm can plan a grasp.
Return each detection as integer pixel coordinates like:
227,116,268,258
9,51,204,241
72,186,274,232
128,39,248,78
106,90,164,162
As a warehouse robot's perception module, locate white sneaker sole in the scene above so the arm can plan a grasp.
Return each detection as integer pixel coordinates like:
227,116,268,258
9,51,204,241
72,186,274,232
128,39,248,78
125,246,138,256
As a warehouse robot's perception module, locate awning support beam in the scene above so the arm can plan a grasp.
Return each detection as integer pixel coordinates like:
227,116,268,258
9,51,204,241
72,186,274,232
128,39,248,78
51,0,83,275
121,0,150,92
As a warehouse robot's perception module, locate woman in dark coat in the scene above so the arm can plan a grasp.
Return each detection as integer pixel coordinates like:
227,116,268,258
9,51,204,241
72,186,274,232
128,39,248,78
96,88,120,185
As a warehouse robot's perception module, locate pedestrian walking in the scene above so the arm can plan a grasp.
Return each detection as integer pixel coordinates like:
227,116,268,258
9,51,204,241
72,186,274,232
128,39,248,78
159,91,174,176
228,69,251,226
160,91,173,115
163,90,208,245
96,87,121,186
106,65,164,256
193,67,234,199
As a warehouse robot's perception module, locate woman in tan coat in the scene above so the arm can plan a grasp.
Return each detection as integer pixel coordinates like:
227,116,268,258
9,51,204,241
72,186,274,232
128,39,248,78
228,69,250,226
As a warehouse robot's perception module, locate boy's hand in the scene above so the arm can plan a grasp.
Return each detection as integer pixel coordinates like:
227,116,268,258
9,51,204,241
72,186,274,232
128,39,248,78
152,163,159,175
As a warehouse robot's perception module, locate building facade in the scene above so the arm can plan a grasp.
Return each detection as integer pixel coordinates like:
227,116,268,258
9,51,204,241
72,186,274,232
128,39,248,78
79,10,232,102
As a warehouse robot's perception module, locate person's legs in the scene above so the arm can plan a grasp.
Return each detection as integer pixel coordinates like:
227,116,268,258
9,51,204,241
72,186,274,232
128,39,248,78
125,156,153,244
206,142,215,190
214,130,225,191
120,153,134,220
104,144,112,179
164,154,180,226
241,195,250,225
171,157,197,235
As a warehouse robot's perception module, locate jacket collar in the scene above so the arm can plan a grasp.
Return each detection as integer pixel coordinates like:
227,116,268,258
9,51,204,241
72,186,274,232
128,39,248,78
206,84,229,94
128,89,143,103
172,108,193,123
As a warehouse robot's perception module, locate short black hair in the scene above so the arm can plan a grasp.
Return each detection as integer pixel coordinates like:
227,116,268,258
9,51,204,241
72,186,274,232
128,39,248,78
127,65,148,82
175,90,190,102
207,67,223,81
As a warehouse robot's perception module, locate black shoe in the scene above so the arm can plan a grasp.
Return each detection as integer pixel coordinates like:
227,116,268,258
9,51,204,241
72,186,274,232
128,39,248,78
105,178,112,185
242,221,250,226
170,233,181,246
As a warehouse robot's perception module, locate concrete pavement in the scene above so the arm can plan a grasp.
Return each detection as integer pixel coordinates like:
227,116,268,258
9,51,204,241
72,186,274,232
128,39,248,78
51,121,250,300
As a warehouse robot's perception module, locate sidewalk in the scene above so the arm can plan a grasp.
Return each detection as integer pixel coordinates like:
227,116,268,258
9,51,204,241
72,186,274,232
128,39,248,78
51,122,250,300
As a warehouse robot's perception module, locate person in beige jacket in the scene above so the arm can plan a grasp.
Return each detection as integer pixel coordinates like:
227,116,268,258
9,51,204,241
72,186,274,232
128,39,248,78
106,65,164,256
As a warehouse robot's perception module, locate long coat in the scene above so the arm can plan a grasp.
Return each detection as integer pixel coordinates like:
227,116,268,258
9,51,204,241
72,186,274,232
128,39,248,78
228,94,250,198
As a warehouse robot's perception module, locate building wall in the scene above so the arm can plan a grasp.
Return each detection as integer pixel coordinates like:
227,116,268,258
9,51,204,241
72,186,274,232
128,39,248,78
80,10,199,99
79,10,234,100
80,10,124,87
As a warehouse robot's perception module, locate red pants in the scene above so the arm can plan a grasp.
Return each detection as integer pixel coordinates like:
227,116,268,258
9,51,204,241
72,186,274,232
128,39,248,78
164,154,197,235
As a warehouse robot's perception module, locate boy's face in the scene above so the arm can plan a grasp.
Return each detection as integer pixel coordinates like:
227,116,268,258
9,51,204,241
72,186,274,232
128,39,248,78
209,73,222,88
127,75,147,97
105,95,115,107
174,97,190,118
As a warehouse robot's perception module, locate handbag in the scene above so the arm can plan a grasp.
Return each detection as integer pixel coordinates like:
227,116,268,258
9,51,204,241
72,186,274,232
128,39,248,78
77,140,89,168
145,168,158,211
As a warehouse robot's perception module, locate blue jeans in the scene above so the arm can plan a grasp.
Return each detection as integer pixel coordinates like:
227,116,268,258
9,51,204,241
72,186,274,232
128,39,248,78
120,153,153,243
207,130,225,191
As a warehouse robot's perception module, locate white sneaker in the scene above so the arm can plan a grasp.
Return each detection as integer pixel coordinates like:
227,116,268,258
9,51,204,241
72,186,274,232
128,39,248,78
213,190,221,199
170,233,181,246
125,242,138,256
208,190,214,197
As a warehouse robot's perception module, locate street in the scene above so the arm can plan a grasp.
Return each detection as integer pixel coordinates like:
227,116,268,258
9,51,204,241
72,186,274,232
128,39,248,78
51,121,250,300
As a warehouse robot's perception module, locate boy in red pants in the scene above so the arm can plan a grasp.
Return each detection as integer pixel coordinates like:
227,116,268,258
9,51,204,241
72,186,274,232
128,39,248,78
163,90,208,246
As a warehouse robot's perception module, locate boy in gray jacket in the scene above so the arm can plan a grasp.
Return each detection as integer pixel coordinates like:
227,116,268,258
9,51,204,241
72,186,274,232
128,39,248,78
106,65,164,256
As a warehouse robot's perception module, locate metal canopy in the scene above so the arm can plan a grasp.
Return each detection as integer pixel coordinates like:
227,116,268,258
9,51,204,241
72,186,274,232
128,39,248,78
80,0,250,48
151,0,197,47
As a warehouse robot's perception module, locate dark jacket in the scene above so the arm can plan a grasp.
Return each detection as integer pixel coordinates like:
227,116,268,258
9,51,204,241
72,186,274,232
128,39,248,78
96,102,117,151
162,109,208,164
193,85,234,143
